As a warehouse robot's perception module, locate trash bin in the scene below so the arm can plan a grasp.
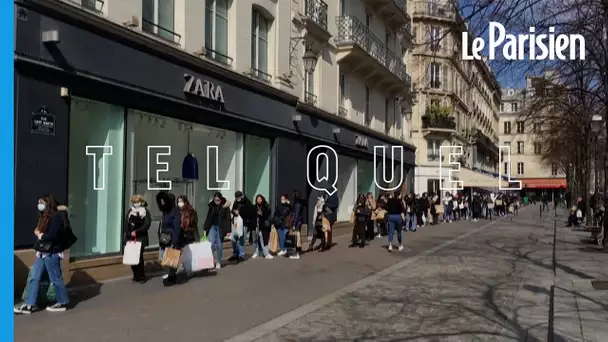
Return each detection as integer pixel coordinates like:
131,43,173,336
523,196,529,205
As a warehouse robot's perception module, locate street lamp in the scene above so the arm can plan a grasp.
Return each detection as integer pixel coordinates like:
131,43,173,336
302,48,318,74
403,107,413,139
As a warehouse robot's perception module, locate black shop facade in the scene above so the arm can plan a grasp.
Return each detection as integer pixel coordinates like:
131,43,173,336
13,1,415,281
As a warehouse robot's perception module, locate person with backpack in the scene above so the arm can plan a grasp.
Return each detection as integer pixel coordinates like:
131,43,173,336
15,194,72,314
125,194,151,283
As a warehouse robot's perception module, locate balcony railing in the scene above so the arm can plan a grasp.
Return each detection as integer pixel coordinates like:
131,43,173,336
142,18,181,44
305,92,317,106
412,1,456,21
250,67,272,83
305,0,328,31
204,46,233,67
392,0,408,15
336,16,411,89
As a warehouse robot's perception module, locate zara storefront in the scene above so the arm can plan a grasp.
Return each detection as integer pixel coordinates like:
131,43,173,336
13,1,415,286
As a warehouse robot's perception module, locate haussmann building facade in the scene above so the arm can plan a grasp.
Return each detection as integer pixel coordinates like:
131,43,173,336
14,0,415,289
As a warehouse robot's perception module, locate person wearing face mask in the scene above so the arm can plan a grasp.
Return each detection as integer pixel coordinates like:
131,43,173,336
231,191,254,261
156,191,181,285
15,195,70,314
177,195,199,274
203,192,232,269
273,194,292,256
124,194,151,284
252,194,273,259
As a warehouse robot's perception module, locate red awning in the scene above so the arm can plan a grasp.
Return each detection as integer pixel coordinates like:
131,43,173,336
521,178,567,189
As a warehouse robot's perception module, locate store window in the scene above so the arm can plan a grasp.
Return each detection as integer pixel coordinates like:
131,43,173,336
68,98,125,257
125,111,244,247
357,160,376,197
336,155,357,221
244,135,271,200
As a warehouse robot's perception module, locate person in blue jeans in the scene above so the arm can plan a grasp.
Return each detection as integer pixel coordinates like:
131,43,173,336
405,194,417,232
231,191,255,261
384,192,404,252
203,192,232,269
273,194,292,256
15,195,70,314
252,195,273,259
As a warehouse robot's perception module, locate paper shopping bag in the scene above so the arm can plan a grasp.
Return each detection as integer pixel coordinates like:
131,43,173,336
161,247,181,268
122,241,142,265
349,212,355,224
182,241,214,273
21,267,55,304
269,227,279,253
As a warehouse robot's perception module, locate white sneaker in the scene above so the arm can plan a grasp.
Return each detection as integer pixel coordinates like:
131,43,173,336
265,254,274,259
277,250,287,256
376,234,382,238
289,254,301,260
251,253,259,259
215,264,221,270
388,244,393,252
398,245,404,251
162,274,169,280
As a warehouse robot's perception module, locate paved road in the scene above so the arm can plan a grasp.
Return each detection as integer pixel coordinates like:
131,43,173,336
15,213,490,342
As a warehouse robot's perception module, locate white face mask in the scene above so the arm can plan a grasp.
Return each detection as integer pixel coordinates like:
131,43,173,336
177,202,185,209
37,203,46,212
133,202,142,209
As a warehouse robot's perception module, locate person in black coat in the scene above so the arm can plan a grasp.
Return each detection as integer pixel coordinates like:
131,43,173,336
351,194,371,248
203,192,232,269
471,193,482,221
253,194,273,259
156,191,181,284
232,191,254,259
273,194,292,256
125,194,151,283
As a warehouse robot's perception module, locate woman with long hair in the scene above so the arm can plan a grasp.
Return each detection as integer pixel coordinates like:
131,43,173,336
15,195,70,314
177,195,199,274
350,194,371,248
253,194,273,259
365,192,376,241
125,194,151,283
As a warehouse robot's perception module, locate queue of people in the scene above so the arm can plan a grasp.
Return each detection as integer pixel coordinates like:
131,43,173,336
16,188,523,315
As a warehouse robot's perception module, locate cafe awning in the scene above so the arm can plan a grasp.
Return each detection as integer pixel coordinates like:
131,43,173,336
457,167,508,188
521,178,567,189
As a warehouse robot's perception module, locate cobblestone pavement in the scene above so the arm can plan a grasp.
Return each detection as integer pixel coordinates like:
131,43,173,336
243,207,608,342
15,214,489,342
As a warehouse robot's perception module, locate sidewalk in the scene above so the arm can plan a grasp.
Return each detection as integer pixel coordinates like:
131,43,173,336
15,215,489,342
246,206,608,342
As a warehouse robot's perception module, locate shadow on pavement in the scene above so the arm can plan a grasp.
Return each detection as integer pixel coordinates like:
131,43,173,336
67,271,102,309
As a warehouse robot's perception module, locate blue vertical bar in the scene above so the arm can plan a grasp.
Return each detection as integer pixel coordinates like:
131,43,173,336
4,1,15,339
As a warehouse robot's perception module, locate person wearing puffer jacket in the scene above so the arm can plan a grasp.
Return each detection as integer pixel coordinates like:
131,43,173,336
203,192,231,270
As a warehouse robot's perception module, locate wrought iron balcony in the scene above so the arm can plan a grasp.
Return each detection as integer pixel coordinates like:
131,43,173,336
361,0,411,29
335,16,412,90
142,18,182,44
412,1,456,21
421,113,456,130
250,68,272,83
305,0,328,31
204,46,233,67
305,92,318,106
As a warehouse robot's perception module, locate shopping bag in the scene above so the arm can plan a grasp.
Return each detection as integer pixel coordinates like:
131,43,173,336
422,215,427,223
349,211,355,224
200,231,208,242
508,206,514,214
495,200,503,206
122,241,142,265
21,267,56,304
161,247,181,268
321,217,331,232
182,241,214,273
576,209,583,218
435,204,444,215
269,227,279,253
375,209,386,221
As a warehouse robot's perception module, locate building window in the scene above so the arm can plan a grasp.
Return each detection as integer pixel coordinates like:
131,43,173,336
142,0,175,41
511,102,518,112
68,98,125,257
516,121,524,133
427,179,441,194
429,26,441,51
517,141,524,154
384,97,390,134
429,62,441,88
534,142,542,154
205,0,230,64
251,9,270,80
533,122,540,132
500,103,504,112
517,162,524,175
551,164,558,176
364,87,370,125
427,139,442,161
503,162,509,175
503,121,511,134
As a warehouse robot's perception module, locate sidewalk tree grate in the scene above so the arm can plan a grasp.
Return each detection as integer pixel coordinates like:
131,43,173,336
591,280,608,290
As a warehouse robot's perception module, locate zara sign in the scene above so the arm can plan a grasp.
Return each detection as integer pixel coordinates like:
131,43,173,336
183,73,225,103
